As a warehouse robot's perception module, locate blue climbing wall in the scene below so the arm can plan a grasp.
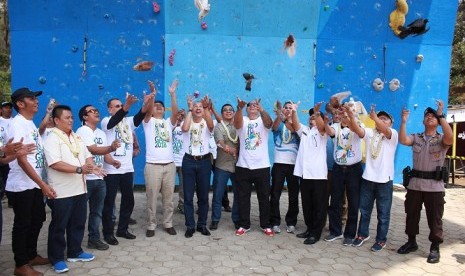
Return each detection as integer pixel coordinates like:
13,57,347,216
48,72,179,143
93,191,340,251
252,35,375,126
8,0,459,184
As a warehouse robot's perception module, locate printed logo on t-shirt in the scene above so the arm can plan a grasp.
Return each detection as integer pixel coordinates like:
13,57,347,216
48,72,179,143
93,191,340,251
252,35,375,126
245,122,262,150
32,129,45,168
114,129,127,157
172,129,183,154
335,129,355,164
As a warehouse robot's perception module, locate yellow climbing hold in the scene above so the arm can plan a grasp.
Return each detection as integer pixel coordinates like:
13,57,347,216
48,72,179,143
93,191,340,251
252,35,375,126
389,0,409,36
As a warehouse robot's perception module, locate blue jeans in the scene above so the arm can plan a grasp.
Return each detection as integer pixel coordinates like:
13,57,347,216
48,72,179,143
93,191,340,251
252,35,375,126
47,193,87,265
182,155,212,229
328,163,362,239
357,179,393,242
211,167,239,223
86,179,106,241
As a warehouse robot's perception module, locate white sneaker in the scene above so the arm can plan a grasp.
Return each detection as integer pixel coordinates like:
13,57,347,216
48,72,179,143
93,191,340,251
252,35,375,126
272,225,281,233
286,225,296,233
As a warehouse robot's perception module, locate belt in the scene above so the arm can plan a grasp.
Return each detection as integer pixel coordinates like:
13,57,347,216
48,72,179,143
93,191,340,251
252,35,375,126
184,153,211,161
335,162,361,170
147,162,173,166
410,169,436,180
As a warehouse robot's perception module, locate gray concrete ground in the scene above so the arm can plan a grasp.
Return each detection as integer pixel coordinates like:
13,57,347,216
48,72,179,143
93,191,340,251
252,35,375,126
2,187,465,275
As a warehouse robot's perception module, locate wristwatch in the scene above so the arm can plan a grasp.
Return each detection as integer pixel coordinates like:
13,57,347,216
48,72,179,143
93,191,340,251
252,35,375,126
0,150,5,158
76,167,83,174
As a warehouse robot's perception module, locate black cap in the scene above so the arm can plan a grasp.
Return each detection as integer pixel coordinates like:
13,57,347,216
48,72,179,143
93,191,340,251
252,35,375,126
377,111,393,123
309,108,315,116
424,107,440,121
1,101,13,108
11,88,42,104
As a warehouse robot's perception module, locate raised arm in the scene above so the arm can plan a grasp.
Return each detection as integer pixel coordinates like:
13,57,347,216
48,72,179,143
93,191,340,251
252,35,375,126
169,79,179,125
313,102,325,134
343,105,365,138
272,101,283,131
143,80,157,123
181,96,194,132
436,100,453,146
399,108,413,146
369,106,392,139
233,97,246,129
257,99,272,129
210,100,222,124
201,96,214,132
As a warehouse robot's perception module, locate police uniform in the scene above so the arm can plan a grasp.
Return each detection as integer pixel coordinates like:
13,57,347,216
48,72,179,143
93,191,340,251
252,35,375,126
405,132,449,245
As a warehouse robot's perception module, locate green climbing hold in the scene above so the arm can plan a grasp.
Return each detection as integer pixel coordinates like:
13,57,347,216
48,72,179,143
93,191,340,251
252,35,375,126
336,65,343,71
324,5,330,11
317,83,324,88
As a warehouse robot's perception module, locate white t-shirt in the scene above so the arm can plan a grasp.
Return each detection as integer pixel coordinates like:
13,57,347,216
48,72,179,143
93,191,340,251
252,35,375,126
172,124,184,167
101,116,135,174
0,117,11,142
6,114,45,192
76,125,108,180
273,123,299,164
362,128,398,183
182,119,212,156
236,116,271,170
331,123,362,166
142,117,174,163
43,128,92,198
293,124,328,179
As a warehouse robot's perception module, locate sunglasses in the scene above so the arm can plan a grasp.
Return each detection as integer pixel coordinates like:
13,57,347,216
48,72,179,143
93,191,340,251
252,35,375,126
222,108,234,112
112,104,122,109
86,108,99,114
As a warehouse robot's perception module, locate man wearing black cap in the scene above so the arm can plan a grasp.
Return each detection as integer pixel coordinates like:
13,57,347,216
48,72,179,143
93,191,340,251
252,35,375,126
397,100,453,264
343,106,398,251
6,88,56,276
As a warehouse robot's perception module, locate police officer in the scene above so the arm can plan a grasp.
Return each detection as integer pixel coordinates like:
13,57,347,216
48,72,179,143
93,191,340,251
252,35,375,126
397,100,453,264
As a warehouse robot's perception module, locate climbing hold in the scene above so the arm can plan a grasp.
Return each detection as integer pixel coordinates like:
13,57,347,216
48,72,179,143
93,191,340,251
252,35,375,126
39,76,46,84
372,78,384,92
103,13,110,19
416,54,424,63
168,49,176,66
98,84,104,90
324,5,330,11
317,83,324,89
389,78,400,91
389,0,409,36
71,45,79,53
152,2,160,13
194,90,200,98
336,65,343,71
201,22,207,30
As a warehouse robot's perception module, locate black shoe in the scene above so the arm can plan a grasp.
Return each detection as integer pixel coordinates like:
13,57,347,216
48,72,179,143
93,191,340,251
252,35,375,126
146,230,155,237
185,228,195,238
397,241,418,254
128,218,137,225
116,231,136,239
304,236,318,245
165,227,177,235
427,249,440,263
88,239,110,250
210,221,219,230
296,230,311,239
104,235,119,245
196,226,211,236
223,206,232,212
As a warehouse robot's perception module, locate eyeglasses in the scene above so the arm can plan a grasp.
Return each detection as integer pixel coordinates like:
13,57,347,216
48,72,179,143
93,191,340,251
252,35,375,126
86,108,99,114
222,108,234,112
112,104,122,109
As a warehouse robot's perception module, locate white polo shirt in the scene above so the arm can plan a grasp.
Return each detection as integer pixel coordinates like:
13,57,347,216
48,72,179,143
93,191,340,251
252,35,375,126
182,119,212,156
362,128,398,183
43,128,92,199
6,114,45,192
293,124,328,179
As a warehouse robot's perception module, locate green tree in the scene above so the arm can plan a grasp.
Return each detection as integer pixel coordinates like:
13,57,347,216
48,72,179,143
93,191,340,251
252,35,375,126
0,0,10,101
449,0,465,105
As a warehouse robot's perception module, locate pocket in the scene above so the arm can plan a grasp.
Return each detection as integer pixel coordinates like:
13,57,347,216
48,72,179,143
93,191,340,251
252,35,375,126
412,144,422,163
429,145,442,161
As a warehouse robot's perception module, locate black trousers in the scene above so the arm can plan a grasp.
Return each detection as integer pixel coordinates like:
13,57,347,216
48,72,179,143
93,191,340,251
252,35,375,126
102,173,135,236
404,189,445,243
269,163,300,227
235,166,271,229
7,188,46,267
300,179,327,240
